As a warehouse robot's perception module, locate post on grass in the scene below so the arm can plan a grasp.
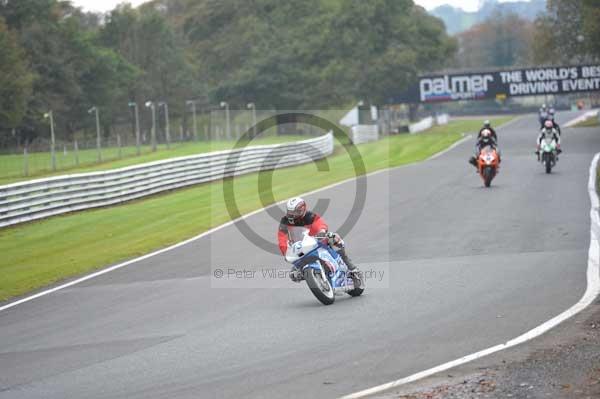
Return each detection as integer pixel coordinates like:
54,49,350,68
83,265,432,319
128,101,141,156
23,146,29,176
145,101,157,152
159,102,171,149
74,140,79,166
43,110,56,171
186,100,198,141
88,106,102,163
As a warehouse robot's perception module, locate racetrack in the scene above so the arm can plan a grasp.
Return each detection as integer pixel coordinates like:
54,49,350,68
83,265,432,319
0,111,597,399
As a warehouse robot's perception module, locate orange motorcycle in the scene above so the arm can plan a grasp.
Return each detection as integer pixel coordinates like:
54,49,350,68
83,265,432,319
477,146,500,187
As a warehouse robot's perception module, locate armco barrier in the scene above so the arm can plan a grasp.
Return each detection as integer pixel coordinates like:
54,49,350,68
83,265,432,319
408,117,434,134
0,133,333,228
350,125,379,144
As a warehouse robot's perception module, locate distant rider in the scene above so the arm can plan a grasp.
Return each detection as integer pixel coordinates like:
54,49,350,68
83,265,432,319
536,120,562,159
539,104,548,127
278,197,358,282
477,120,498,143
547,108,561,135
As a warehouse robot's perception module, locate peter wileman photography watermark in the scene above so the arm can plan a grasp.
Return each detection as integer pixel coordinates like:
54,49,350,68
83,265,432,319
211,264,390,289
206,109,391,289
217,110,367,254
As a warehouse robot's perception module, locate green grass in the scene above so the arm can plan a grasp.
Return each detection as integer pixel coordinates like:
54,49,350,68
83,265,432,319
0,118,511,301
0,135,306,186
574,116,600,128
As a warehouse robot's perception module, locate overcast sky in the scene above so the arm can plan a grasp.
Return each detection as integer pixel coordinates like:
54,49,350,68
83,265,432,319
72,0,524,13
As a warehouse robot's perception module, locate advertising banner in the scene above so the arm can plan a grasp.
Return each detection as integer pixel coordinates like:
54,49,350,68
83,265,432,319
391,65,600,104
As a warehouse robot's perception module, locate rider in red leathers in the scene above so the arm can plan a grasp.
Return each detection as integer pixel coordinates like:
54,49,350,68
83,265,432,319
278,197,357,282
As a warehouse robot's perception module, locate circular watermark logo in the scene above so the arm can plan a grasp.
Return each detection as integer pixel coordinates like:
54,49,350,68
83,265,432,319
222,112,367,254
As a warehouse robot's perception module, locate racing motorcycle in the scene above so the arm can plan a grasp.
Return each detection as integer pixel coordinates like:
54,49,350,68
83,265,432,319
477,146,500,187
285,233,364,305
539,136,558,174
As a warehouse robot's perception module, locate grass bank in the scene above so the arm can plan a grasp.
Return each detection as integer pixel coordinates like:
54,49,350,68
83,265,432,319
0,117,512,301
0,135,307,186
574,115,600,128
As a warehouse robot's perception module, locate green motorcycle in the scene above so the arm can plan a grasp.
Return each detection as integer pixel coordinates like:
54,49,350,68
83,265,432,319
539,136,558,174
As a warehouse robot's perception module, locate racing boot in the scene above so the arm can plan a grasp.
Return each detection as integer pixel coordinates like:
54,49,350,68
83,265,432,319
468,156,477,167
339,249,364,289
338,248,356,270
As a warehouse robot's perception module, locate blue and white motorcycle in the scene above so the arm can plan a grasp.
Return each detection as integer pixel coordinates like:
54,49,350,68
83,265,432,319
286,233,364,305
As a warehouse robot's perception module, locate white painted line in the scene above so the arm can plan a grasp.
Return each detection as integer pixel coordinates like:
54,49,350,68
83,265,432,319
0,116,519,312
340,152,600,399
427,135,472,161
493,115,526,131
564,109,599,128
427,115,523,161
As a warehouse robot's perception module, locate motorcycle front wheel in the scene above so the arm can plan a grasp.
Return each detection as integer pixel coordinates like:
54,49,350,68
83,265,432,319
543,153,553,174
483,166,495,187
305,268,335,305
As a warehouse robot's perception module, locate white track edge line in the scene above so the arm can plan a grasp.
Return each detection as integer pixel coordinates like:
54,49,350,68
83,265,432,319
0,116,521,312
427,115,522,161
564,109,599,128
340,151,600,399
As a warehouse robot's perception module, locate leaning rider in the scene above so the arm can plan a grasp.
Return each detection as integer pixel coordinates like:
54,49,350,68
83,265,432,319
278,197,358,282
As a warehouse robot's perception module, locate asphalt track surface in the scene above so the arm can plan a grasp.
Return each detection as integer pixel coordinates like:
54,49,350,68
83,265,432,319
0,111,597,399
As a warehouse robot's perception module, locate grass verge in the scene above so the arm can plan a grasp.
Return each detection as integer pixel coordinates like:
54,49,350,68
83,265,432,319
574,116,600,128
0,117,512,301
0,135,306,186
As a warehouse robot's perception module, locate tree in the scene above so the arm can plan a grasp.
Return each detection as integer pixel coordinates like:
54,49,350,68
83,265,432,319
100,4,196,134
0,0,460,147
581,0,600,60
181,0,456,108
532,0,600,63
0,0,140,142
0,16,33,131
455,11,534,69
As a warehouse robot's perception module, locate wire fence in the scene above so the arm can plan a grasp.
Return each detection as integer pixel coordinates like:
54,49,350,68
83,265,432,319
0,109,338,184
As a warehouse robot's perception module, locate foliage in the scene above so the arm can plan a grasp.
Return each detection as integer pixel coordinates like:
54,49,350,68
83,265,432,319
0,16,33,132
454,10,534,69
532,0,600,64
0,0,457,146
430,0,546,35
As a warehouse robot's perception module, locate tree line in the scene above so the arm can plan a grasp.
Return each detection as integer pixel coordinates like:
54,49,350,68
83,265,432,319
0,0,456,147
3,0,597,148
452,0,600,70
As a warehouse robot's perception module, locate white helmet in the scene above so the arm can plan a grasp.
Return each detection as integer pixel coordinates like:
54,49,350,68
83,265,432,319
286,197,307,223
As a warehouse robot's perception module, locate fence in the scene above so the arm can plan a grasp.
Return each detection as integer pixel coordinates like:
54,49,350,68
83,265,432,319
0,133,333,228
408,114,450,134
350,125,379,144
